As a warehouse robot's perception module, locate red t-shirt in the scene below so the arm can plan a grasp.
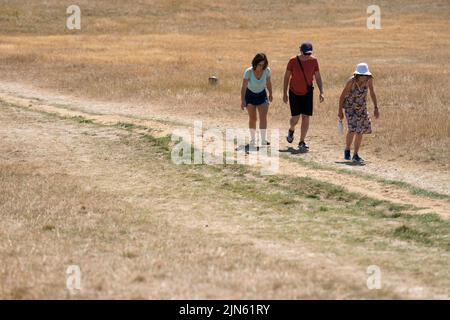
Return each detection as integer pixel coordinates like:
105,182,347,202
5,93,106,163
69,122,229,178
286,55,319,95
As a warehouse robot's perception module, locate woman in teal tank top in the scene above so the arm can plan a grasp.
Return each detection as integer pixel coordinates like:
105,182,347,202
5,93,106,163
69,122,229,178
240,53,273,149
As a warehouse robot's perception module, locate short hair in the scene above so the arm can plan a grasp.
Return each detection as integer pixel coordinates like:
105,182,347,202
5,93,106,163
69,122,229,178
252,53,268,70
354,74,373,80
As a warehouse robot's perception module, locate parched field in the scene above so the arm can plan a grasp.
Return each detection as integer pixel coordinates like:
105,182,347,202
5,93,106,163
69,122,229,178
0,0,449,299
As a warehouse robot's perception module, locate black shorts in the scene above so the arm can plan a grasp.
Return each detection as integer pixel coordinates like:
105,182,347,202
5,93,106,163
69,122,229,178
289,90,313,116
245,88,268,106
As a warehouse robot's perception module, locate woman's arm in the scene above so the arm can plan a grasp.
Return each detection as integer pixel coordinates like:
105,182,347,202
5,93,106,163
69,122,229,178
338,79,353,119
266,76,273,102
368,78,379,118
241,78,248,109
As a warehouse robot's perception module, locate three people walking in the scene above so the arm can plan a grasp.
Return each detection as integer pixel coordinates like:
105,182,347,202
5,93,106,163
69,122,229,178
240,43,379,163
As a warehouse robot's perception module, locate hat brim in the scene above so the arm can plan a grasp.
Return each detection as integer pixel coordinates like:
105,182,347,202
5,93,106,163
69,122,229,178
354,71,372,76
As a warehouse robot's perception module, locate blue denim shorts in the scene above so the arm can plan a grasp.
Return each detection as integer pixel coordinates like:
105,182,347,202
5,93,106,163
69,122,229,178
245,88,268,106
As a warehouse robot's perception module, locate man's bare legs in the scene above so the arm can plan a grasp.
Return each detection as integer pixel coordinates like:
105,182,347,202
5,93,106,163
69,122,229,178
299,115,310,143
289,114,310,146
289,115,300,131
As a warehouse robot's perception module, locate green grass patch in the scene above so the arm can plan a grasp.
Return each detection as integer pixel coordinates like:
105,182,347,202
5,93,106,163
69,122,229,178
71,116,94,124
393,225,431,244
284,154,450,202
115,122,137,130
142,134,171,155
9,101,450,253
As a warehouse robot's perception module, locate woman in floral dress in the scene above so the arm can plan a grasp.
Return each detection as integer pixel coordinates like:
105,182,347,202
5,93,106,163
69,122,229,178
338,63,379,163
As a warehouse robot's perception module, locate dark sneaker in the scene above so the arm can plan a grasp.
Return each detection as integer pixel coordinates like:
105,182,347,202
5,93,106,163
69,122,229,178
352,153,364,163
286,130,294,143
344,149,351,160
245,141,258,152
299,140,309,149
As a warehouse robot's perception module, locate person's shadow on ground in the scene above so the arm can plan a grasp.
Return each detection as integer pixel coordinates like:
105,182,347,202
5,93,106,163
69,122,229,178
235,144,260,154
335,161,366,166
279,147,308,155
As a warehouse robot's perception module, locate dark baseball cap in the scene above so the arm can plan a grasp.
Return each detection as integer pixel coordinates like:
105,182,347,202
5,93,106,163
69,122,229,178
300,42,313,54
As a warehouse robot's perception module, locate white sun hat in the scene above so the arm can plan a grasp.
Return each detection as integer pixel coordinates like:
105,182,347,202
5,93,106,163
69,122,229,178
354,63,372,76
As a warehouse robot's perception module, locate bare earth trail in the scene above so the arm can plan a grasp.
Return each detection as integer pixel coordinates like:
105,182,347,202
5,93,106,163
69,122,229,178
1,89,449,299
1,80,449,219
0,80,448,195
0,101,448,299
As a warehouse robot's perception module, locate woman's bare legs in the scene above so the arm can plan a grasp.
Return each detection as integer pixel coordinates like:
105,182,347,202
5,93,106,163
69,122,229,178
346,132,354,150
246,104,257,143
257,103,269,142
354,133,363,154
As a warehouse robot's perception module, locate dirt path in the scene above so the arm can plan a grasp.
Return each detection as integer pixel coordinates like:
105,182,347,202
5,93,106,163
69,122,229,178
1,82,449,219
2,104,449,299
1,80,448,195
277,162,450,218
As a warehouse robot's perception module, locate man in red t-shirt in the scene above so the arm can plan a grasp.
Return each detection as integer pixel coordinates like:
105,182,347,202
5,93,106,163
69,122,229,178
283,42,324,151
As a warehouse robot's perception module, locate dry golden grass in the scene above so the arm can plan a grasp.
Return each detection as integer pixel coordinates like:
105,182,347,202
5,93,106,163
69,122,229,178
1,104,449,299
0,0,449,167
1,0,450,300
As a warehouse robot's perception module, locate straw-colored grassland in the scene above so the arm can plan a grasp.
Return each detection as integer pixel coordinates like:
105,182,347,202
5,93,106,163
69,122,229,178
0,0,449,299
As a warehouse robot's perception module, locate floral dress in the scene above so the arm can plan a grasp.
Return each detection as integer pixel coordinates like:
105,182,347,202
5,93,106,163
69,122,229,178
343,77,372,134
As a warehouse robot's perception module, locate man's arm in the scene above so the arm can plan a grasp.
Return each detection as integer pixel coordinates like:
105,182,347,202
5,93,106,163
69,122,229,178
315,70,324,102
283,70,291,103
